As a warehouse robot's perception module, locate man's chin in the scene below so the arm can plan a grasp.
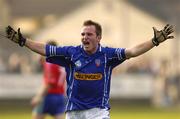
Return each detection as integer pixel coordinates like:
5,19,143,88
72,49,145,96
84,48,89,52
83,46,88,50
83,47,90,52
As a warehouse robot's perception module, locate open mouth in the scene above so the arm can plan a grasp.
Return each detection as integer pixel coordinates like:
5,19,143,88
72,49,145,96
83,41,90,47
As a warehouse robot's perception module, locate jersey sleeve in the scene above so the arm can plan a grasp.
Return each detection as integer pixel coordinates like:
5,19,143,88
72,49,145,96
105,47,126,68
45,45,73,67
46,45,72,57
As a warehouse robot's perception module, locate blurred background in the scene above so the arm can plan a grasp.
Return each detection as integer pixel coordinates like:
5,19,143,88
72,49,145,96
0,0,180,119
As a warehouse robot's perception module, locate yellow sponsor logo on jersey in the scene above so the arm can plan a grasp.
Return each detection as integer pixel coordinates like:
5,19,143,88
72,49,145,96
74,72,102,80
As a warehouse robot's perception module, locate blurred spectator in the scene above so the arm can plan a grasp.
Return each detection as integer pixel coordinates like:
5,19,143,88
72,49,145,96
125,56,157,75
152,59,179,107
167,70,180,106
30,54,43,73
0,57,6,73
7,53,21,73
19,55,32,74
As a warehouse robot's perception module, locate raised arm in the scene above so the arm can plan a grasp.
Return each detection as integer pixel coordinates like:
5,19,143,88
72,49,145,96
125,24,174,59
25,38,46,56
5,26,46,56
125,40,154,59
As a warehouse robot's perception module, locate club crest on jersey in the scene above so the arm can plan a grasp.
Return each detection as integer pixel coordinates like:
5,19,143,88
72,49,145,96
75,60,81,67
95,59,101,67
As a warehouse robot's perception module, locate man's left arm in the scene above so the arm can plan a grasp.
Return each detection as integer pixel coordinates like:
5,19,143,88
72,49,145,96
125,24,174,59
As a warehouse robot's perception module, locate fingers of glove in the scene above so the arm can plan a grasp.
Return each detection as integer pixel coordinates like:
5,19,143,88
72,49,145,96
167,25,173,31
5,26,16,39
165,25,173,33
166,26,174,35
6,26,13,33
5,26,13,38
6,26,15,34
163,24,170,32
167,36,174,39
164,25,174,36
167,28,174,35
162,26,174,38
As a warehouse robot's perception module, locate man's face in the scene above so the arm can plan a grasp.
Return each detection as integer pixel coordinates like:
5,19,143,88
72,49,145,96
81,25,101,54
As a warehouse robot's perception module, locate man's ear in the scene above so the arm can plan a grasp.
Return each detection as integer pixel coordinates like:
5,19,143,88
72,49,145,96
97,35,101,41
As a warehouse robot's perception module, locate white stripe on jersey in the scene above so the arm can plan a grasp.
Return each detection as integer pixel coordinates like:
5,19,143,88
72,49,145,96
115,48,123,60
66,65,75,111
102,54,107,107
49,46,57,56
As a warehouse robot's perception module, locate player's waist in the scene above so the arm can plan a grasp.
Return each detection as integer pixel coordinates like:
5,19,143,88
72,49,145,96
48,88,65,94
65,99,110,112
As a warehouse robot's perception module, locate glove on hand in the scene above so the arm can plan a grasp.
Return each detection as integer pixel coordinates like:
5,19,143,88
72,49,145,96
152,24,174,46
5,26,26,47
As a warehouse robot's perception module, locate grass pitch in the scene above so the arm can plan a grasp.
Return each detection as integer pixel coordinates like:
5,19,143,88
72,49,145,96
110,106,180,119
0,105,180,119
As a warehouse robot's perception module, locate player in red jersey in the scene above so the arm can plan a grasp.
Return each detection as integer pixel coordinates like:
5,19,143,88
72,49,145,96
31,41,66,119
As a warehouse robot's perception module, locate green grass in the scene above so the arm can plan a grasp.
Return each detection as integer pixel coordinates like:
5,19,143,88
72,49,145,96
110,106,180,119
1,106,180,119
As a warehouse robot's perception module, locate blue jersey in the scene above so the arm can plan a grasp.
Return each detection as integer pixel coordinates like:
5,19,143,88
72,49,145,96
46,44,126,112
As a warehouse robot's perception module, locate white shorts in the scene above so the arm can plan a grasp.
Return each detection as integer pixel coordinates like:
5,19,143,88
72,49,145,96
66,108,110,119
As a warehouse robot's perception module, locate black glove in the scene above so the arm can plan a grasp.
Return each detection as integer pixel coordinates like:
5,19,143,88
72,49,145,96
17,28,26,47
152,24,174,46
5,26,26,47
6,25,17,42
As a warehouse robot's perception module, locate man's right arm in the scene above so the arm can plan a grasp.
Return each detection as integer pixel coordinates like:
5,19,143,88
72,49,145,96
5,26,46,56
25,38,46,56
